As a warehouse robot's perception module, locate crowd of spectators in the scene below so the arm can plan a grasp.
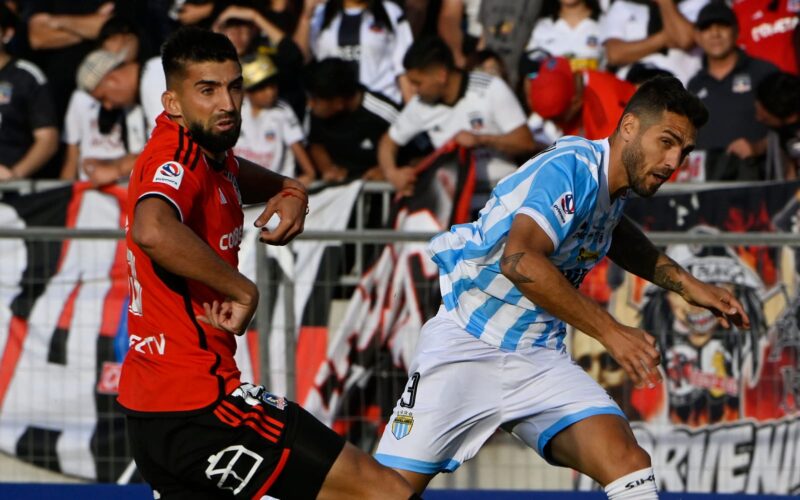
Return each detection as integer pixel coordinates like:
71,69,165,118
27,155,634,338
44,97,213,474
0,0,798,190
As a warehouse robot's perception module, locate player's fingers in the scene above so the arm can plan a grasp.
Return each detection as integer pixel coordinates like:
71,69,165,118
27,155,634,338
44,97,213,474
197,302,215,327
254,205,277,228
724,294,751,328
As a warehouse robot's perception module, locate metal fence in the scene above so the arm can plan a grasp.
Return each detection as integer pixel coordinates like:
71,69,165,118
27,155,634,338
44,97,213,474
1,180,799,493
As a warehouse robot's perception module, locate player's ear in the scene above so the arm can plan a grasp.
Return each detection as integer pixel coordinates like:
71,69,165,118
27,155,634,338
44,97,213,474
619,113,639,142
162,90,182,117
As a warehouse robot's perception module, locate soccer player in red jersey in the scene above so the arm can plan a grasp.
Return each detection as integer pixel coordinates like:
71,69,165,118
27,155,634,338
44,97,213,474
118,27,416,499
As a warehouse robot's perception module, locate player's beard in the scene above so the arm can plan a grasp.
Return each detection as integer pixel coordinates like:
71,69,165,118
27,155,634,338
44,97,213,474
187,112,241,155
622,135,658,198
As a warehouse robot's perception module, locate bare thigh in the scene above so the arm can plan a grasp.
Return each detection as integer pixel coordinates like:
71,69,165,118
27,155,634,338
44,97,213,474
546,414,651,486
317,442,414,500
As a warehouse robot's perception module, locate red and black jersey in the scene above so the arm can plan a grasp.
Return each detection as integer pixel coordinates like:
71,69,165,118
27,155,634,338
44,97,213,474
118,113,245,415
734,0,799,75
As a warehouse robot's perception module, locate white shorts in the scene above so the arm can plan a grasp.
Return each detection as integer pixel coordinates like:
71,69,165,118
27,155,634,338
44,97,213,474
375,307,625,474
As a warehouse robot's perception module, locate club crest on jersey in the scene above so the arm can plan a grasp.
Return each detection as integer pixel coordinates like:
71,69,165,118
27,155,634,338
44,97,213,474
153,161,184,189
391,412,414,440
551,192,575,226
0,82,12,104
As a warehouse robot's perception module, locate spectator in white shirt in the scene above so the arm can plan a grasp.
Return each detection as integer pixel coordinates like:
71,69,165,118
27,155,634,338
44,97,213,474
61,49,145,186
235,51,316,186
378,37,535,197
601,0,707,84
526,0,603,71
299,0,414,104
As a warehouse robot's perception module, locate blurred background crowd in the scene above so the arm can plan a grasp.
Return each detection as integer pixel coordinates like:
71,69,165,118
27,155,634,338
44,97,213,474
0,0,798,194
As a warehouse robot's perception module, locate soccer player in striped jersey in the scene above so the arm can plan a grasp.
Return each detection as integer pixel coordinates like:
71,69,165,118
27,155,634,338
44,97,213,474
376,76,751,499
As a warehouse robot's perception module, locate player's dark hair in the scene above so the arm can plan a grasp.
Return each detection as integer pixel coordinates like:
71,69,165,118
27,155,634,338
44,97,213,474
756,71,800,120
305,58,360,99
403,36,455,71
620,75,708,130
322,0,394,33
161,27,239,89
540,0,601,20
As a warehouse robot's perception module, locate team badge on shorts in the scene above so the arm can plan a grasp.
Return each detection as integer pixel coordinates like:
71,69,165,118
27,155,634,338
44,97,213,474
391,413,414,440
260,391,287,410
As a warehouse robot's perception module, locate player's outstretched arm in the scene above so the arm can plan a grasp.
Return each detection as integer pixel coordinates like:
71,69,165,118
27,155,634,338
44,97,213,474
132,197,258,335
236,156,308,246
502,215,661,387
607,215,750,329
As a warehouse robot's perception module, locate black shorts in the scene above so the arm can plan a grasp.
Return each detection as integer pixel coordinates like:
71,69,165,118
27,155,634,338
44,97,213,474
126,384,345,499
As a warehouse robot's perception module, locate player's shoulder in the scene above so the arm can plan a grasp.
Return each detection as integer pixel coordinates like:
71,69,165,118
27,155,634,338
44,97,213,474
466,71,495,94
362,90,400,124
532,137,603,182
12,59,47,85
142,120,205,175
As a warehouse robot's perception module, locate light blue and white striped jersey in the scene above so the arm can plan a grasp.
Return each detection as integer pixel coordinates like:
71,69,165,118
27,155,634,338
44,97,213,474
429,136,628,351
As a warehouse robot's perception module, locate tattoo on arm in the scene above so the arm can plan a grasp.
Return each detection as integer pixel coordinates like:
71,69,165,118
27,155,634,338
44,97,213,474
654,260,685,294
501,252,534,284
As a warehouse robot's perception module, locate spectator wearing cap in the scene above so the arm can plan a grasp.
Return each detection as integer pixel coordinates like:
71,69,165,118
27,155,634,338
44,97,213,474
298,0,414,104
687,1,779,181
734,0,799,75
0,3,58,181
756,72,800,179
234,51,316,186
306,57,403,182
60,48,146,186
527,56,635,141
600,0,704,84
378,37,535,199
525,0,603,71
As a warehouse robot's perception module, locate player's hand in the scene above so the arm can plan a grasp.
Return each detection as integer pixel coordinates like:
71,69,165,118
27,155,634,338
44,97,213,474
386,166,416,197
601,324,662,388
84,159,122,187
321,165,347,183
453,131,480,148
726,138,756,159
0,165,16,182
197,297,256,336
681,281,751,330
254,186,307,245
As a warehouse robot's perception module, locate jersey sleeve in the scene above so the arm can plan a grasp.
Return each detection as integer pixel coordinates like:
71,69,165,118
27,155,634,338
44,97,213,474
389,3,414,77
62,90,84,145
599,3,628,44
515,154,594,249
136,158,202,223
388,98,424,146
26,75,57,130
487,77,527,133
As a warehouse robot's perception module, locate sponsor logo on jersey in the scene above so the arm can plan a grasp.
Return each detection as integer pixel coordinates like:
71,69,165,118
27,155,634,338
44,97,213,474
752,15,799,41
129,333,166,355
219,226,244,251
551,192,575,226
153,161,184,189
205,445,263,495
391,412,414,440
